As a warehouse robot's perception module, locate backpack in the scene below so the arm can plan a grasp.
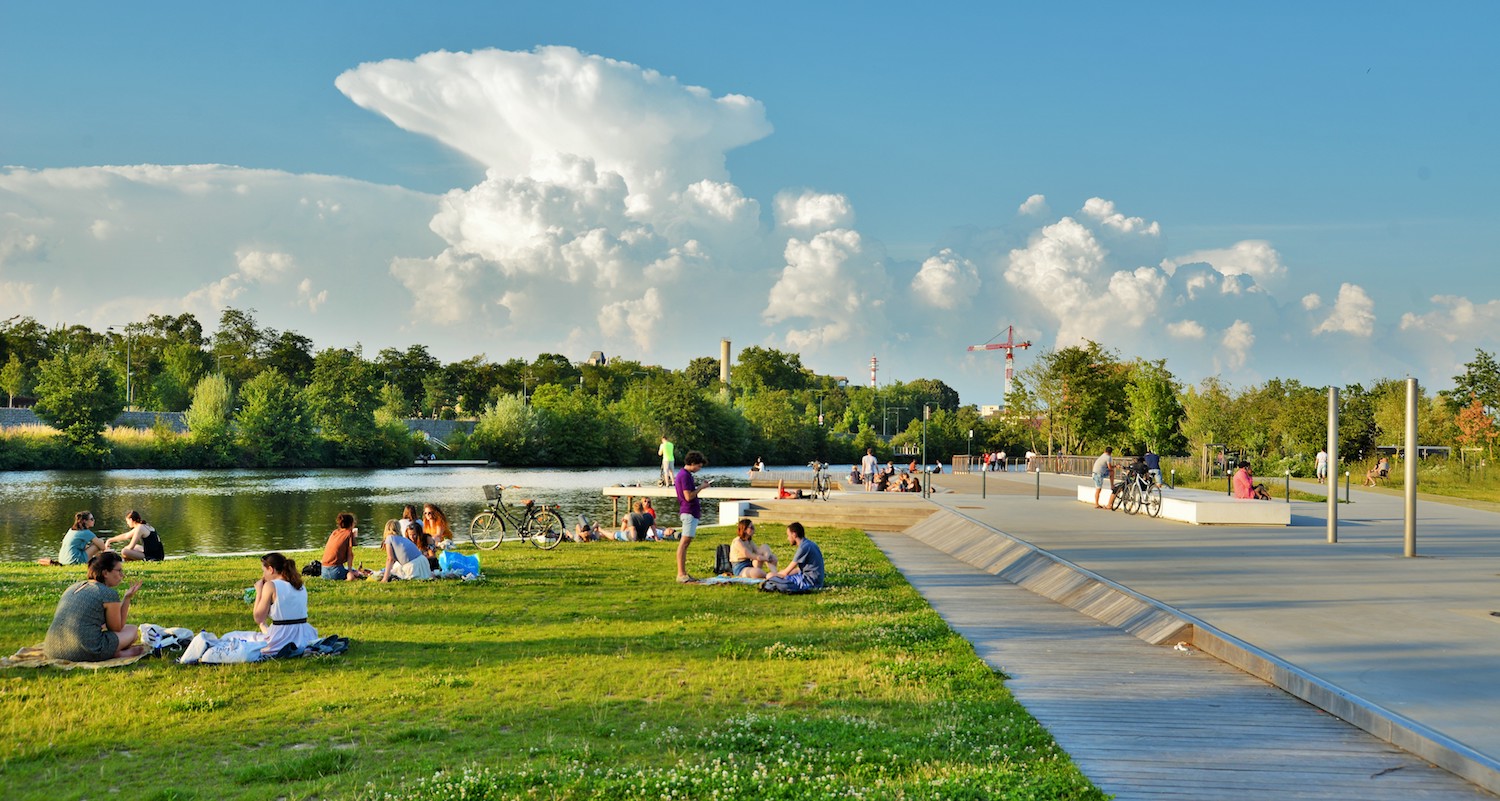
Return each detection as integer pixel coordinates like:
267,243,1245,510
301,562,322,577
713,543,732,576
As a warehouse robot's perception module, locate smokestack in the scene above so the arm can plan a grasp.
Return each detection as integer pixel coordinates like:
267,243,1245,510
720,339,731,395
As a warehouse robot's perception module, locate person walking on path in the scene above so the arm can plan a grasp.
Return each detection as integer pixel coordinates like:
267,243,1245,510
860,448,877,491
1092,447,1115,509
1316,449,1329,484
658,436,675,486
674,450,709,583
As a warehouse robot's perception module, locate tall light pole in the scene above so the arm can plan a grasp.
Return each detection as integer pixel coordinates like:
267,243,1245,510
107,325,133,410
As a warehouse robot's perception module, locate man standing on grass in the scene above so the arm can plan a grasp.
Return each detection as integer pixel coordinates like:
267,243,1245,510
1092,446,1114,509
762,521,824,592
674,450,709,583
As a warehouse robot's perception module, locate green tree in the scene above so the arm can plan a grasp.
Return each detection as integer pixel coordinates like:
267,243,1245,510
734,346,806,394
184,373,235,464
152,341,210,412
0,354,28,407
1450,348,1500,415
237,369,313,467
1124,359,1185,454
684,356,722,390
33,349,123,456
378,345,440,415
264,331,316,386
1016,341,1127,454
304,347,381,461
470,394,538,465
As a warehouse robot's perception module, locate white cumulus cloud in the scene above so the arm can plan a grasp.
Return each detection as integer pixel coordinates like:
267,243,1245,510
1163,240,1287,286
1167,320,1206,339
1313,283,1376,337
910,249,980,310
774,190,854,232
1220,320,1255,370
1017,194,1049,216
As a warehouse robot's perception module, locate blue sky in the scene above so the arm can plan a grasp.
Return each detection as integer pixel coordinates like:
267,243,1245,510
3,2,1498,405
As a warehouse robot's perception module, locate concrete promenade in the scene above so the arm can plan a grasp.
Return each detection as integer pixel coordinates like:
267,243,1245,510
896,470,1500,796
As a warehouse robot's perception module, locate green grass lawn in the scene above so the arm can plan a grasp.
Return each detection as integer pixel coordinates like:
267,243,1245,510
0,527,1106,801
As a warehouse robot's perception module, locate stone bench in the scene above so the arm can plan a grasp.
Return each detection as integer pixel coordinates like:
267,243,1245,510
1076,484,1291,526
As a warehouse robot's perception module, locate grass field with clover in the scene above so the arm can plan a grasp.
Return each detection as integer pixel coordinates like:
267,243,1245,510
0,526,1106,801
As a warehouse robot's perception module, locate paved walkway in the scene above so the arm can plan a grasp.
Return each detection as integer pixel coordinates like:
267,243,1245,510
872,531,1493,800
883,470,1500,796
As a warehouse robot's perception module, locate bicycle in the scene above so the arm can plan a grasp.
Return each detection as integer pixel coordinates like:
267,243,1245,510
808,461,832,501
467,484,566,550
1110,470,1162,517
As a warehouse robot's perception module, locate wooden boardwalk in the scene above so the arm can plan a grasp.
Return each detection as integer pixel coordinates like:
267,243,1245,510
870,531,1496,800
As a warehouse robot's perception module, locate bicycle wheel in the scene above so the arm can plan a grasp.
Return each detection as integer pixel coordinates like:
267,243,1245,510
1109,482,1126,511
527,508,564,550
816,475,830,501
469,511,506,550
1123,483,1141,515
1144,483,1163,518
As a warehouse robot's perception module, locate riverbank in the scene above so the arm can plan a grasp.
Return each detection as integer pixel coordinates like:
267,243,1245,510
0,527,1104,801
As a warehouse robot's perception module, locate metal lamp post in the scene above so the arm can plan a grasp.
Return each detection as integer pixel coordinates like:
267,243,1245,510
107,325,133,410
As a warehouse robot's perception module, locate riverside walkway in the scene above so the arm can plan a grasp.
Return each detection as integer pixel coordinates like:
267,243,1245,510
864,471,1500,799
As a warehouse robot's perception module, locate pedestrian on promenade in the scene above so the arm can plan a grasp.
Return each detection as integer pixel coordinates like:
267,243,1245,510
860,448,877,491
674,450,709,583
1316,449,1329,484
1092,447,1115,509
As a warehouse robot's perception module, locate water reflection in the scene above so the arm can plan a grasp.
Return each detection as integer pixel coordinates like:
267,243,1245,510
0,465,763,562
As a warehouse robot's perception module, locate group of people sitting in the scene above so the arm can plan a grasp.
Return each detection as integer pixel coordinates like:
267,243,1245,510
570,498,677,542
49,510,164,566
851,462,924,493
319,503,461,581
41,548,321,664
727,519,825,592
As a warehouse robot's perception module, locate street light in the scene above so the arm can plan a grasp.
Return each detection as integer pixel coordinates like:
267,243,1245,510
106,325,133,411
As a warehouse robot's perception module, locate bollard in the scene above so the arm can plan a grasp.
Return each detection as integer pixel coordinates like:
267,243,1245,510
1169,468,1175,490
1035,469,1040,500
1285,470,1291,503
1345,471,1351,503
981,465,986,499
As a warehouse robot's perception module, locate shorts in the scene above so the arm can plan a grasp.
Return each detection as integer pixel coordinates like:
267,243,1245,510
1092,473,1105,488
320,564,350,581
682,514,700,539
731,559,755,576
1316,464,1328,477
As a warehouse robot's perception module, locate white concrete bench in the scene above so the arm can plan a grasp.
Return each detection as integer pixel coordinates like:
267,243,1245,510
1076,485,1290,526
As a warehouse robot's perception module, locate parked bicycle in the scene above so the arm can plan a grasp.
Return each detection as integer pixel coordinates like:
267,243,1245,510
467,484,566,550
1109,469,1162,518
808,461,832,501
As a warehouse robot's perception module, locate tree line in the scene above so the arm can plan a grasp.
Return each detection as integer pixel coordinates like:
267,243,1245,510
2,311,1496,474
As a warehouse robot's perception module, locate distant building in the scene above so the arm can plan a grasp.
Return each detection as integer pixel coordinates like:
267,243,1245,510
979,405,1002,419
586,351,607,366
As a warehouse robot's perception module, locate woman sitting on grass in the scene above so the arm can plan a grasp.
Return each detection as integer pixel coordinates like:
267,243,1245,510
56,511,107,566
105,510,163,562
42,551,144,662
422,504,454,549
319,512,370,581
180,552,321,663
728,518,778,579
382,519,433,581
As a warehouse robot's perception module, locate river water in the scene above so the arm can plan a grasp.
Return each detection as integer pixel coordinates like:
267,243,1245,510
0,464,773,562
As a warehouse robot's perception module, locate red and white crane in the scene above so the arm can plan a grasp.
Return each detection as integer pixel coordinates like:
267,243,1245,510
966,326,1032,406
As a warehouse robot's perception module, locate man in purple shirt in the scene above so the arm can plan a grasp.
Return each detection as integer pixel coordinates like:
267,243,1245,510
674,450,709,583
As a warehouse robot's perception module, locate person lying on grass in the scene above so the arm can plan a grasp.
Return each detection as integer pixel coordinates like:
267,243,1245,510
43,551,145,662
729,518,778,579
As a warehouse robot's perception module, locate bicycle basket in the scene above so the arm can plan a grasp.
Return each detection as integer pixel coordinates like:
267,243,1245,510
482,484,501,501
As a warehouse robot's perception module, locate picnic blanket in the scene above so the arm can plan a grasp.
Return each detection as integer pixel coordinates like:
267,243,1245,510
1,622,192,670
1,644,148,671
692,575,766,586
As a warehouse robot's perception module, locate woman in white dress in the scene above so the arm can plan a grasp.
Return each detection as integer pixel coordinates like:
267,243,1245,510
179,552,320,664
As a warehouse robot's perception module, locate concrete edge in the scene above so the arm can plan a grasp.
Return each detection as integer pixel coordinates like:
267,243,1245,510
894,506,1500,797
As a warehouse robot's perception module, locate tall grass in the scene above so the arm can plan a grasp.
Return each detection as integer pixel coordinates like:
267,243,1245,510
0,527,1105,801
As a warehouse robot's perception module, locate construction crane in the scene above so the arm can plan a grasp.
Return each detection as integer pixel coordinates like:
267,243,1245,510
967,326,1032,406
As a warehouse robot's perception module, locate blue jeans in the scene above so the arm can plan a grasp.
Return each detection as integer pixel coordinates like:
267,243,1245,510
320,564,350,580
